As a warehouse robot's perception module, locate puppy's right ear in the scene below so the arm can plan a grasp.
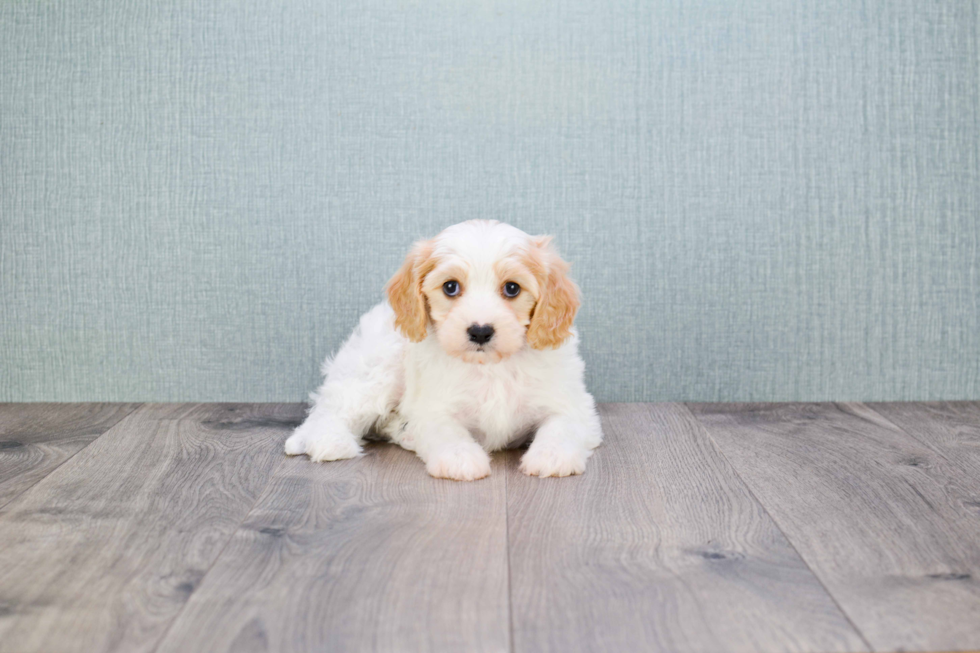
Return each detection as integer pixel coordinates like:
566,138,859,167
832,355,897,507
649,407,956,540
386,240,436,342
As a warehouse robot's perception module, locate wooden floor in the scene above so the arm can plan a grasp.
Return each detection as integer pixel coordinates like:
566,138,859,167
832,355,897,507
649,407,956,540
0,403,978,653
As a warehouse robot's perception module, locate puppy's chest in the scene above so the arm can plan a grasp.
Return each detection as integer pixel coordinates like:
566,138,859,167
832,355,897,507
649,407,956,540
455,367,539,448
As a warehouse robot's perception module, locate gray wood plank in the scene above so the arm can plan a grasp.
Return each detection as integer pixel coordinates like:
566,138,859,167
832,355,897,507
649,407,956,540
0,402,304,653
506,403,867,653
867,401,980,476
689,402,980,653
0,403,140,510
155,443,510,653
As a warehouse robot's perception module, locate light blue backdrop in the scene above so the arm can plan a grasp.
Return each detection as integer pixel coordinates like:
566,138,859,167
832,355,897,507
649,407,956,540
1,0,978,402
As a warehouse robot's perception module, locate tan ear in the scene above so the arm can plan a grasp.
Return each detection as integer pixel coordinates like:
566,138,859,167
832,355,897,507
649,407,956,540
385,240,436,342
526,236,581,350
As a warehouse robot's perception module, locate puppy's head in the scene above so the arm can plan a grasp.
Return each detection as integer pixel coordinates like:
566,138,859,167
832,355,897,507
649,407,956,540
386,220,580,364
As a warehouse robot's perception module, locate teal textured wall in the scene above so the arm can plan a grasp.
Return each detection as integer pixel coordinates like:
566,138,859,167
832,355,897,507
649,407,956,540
1,0,978,402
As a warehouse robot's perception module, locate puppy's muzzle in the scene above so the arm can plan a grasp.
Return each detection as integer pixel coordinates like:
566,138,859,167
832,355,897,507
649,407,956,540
467,323,495,345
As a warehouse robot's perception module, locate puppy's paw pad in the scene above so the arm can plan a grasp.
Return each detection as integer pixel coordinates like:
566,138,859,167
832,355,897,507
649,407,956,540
426,444,491,481
520,443,588,478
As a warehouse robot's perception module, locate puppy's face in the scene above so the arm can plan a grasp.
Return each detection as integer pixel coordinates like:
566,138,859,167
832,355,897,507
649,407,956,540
386,221,580,364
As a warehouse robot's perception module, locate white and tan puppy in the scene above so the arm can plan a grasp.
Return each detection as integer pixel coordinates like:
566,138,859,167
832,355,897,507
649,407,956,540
285,220,602,481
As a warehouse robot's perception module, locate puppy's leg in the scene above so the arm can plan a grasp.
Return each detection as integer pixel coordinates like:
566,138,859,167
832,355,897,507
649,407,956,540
411,420,491,482
285,403,363,462
520,411,603,478
286,302,404,462
286,379,399,462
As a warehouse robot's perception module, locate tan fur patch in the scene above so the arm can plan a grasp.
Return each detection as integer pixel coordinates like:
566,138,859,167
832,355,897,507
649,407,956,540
524,237,581,349
385,240,437,342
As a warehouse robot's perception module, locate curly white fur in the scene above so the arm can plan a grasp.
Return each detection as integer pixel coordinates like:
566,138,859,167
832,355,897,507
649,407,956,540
285,220,602,481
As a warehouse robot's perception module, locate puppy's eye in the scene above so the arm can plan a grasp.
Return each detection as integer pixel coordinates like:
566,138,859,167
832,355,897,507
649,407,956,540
443,280,461,297
503,282,521,298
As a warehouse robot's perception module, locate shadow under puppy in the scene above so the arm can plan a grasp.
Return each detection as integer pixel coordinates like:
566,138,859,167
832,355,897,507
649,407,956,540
286,220,602,481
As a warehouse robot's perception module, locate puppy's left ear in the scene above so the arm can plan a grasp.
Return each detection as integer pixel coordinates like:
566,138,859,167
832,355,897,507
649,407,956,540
526,236,581,350
386,239,436,342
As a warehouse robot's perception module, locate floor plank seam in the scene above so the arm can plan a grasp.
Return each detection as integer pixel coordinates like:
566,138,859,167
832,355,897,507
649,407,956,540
148,428,293,653
855,402,966,468
681,403,876,653
0,403,143,514
6,403,976,652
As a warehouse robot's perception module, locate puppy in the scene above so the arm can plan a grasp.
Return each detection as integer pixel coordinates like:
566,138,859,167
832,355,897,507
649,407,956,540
285,220,602,481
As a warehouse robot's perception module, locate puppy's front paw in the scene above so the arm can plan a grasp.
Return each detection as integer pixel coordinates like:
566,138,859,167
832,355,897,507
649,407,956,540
520,441,589,478
284,423,362,462
425,443,491,481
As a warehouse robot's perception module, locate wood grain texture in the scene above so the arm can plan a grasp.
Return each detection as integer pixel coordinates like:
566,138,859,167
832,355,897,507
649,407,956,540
867,401,980,474
0,402,304,653
0,403,140,510
2,401,977,653
506,403,867,653
155,443,510,653
689,402,980,653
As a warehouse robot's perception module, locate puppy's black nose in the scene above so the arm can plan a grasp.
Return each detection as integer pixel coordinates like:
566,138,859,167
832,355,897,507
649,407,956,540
467,324,495,345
